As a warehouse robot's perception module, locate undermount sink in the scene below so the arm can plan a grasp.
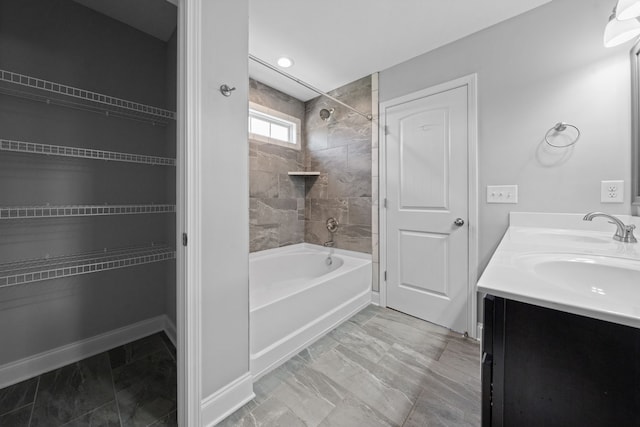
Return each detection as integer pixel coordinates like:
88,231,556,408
517,254,640,301
478,214,640,329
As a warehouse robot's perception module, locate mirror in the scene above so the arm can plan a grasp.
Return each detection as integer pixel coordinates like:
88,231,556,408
632,41,640,205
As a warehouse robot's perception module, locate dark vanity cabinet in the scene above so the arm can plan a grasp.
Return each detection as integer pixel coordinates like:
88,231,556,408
481,295,640,427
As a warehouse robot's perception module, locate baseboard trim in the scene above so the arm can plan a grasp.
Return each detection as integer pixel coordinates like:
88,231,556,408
371,291,380,306
0,315,170,390
201,372,255,427
164,316,177,347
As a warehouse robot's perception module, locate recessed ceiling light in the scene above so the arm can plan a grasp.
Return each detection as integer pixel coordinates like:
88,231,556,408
277,57,294,68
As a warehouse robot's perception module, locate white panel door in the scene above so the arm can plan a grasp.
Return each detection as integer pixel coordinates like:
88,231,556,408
385,85,469,333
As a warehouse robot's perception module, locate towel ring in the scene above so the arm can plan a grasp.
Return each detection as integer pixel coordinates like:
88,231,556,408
544,122,580,148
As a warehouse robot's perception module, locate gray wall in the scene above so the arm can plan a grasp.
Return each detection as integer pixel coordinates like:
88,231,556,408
304,76,373,253
0,0,175,364
249,79,306,252
380,0,633,278
200,0,250,399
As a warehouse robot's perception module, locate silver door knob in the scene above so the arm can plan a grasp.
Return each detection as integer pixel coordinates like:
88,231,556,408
454,218,465,227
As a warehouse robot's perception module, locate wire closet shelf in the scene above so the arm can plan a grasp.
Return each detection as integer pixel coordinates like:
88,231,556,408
0,138,176,166
0,204,175,220
0,69,176,125
0,244,176,288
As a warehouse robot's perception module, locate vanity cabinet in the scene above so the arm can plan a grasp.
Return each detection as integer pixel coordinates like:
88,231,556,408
482,295,640,427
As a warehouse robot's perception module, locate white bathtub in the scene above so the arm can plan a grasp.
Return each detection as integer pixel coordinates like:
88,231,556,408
250,243,372,379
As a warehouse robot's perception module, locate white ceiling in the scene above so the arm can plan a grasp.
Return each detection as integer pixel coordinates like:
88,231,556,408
250,0,552,100
73,0,552,101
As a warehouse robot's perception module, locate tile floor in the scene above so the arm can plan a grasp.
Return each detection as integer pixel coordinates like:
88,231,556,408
0,306,480,427
0,332,177,427
220,305,481,427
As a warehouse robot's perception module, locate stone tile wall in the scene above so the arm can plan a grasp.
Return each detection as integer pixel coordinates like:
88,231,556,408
250,77,379,292
249,79,306,252
371,73,380,292
304,76,373,255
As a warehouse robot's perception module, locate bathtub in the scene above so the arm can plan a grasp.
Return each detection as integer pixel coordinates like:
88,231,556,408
250,243,372,379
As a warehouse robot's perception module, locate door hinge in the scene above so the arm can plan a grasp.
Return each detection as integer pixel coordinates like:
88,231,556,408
384,125,389,135
383,198,387,208
384,270,387,281
182,232,188,247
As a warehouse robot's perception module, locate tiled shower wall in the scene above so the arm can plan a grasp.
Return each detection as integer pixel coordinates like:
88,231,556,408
249,79,306,252
371,74,380,292
249,76,380,292
304,76,373,254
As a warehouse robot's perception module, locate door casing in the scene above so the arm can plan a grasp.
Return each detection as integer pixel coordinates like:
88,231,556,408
379,74,479,339
178,0,202,424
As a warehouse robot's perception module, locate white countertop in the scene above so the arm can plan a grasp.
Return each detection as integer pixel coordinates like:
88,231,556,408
477,212,640,329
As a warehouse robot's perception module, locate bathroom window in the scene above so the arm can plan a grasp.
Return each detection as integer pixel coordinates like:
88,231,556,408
249,102,301,150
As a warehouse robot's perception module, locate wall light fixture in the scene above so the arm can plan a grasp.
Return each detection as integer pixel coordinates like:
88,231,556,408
604,6,640,47
616,0,640,20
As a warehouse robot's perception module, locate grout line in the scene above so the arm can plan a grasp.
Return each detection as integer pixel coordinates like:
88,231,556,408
360,310,381,327
400,393,420,427
0,403,34,420
59,400,118,427
146,407,177,427
146,410,176,426
107,357,124,427
434,339,450,362
27,376,40,427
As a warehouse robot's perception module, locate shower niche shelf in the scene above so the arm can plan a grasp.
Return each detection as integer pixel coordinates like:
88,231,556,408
0,244,176,288
288,171,321,176
0,138,176,166
0,69,176,125
0,204,175,220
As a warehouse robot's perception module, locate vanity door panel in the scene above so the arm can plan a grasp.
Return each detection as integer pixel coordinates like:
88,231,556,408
483,296,640,427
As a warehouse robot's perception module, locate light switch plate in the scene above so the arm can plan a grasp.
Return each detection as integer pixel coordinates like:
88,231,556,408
487,185,518,204
601,180,624,203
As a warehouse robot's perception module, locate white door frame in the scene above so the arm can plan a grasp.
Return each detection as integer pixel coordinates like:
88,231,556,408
177,0,203,425
379,74,479,339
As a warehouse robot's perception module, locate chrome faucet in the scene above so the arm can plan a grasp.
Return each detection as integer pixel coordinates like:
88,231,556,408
324,218,338,248
583,212,637,243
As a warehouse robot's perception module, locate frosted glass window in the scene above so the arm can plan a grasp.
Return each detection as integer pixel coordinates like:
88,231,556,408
250,117,270,137
270,123,289,141
249,109,297,145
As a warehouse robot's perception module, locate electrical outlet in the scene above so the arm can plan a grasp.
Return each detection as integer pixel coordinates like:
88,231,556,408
487,185,518,204
601,180,624,203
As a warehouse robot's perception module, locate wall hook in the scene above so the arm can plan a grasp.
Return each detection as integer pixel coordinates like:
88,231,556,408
219,84,236,97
